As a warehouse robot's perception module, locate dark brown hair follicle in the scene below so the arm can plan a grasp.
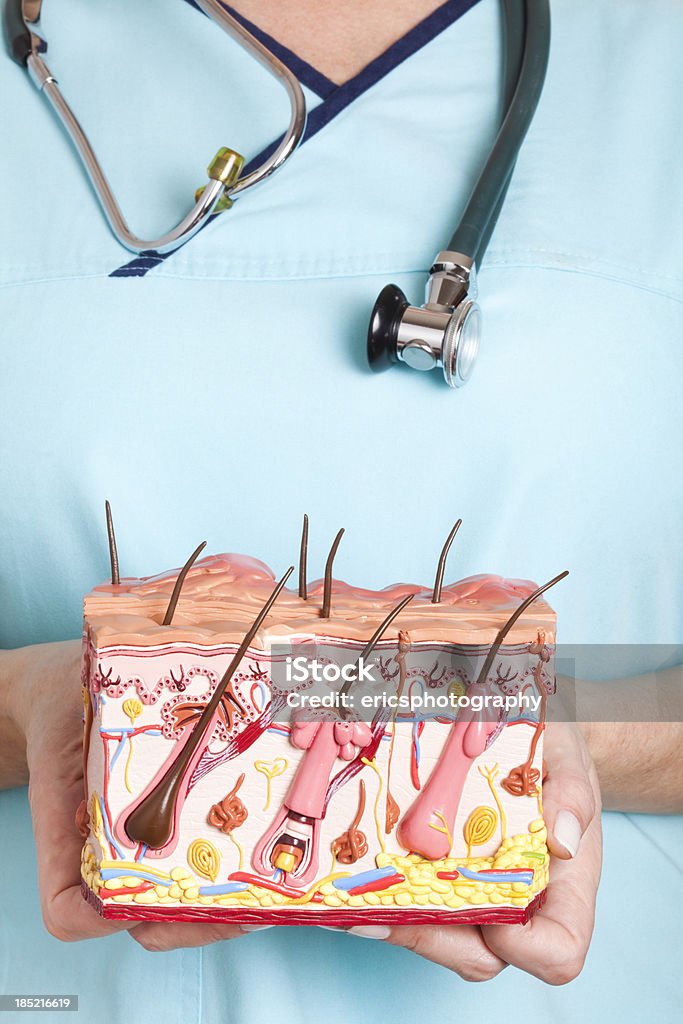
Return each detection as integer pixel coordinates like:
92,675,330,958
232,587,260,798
321,528,345,619
432,518,462,603
162,541,207,626
105,500,120,586
299,514,309,600
123,566,294,849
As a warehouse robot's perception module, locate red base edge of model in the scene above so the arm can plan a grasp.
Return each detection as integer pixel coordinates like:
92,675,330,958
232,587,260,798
82,879,547,927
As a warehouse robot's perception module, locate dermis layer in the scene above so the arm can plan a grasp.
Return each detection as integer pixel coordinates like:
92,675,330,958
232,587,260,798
81,636,550,925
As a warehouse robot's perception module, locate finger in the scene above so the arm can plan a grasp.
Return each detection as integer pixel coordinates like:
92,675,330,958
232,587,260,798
131,922,244,952
543,722,598,859
28,736,130,942
386,924,507,982
483,776,602,985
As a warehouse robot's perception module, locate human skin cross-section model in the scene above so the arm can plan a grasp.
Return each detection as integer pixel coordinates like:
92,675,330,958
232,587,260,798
78,511,566,926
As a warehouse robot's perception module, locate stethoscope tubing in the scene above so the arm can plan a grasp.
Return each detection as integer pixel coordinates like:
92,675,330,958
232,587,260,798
474,0,525,265
450,0,550,265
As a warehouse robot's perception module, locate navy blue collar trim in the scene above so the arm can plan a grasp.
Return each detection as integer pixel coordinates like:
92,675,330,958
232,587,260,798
185,1,338,99
110,0,482,279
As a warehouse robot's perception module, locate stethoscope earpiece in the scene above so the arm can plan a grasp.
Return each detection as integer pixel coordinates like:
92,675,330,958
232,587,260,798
367,253,481,389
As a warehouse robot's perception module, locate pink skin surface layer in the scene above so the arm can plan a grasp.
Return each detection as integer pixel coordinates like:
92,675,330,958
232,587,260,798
397,685,500,860
88,553,549,650
252,720,372,886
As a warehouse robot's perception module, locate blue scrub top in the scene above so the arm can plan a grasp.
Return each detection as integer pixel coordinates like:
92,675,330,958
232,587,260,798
1,0,682,1020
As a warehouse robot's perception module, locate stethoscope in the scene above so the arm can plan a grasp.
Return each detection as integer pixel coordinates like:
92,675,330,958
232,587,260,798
5,0,550,389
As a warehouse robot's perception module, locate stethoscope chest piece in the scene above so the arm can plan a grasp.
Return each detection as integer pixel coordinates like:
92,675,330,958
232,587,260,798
367,252,481,389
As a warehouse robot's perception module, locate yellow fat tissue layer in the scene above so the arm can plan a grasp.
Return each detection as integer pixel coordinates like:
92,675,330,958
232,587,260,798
82,820,549,913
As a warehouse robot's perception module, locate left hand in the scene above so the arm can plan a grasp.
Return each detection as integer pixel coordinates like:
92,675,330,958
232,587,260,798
372,721,602,984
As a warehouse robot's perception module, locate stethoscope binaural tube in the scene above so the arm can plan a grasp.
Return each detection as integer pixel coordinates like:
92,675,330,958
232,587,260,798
3,0,307,255
367,0,550,388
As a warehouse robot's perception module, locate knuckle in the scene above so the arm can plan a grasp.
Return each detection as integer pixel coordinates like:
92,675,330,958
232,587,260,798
130,923,183,952
458,955,505,983
395,929,423,956
130,930,168,953
557,770,596,825
42,909,78,943
578,777,597,819
543,953,586,986
393,929,504,983
206,925,240,944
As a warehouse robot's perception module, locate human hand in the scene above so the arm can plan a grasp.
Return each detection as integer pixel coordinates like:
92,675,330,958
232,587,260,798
5,641,245,950
5,640,131,941
376,721,602,984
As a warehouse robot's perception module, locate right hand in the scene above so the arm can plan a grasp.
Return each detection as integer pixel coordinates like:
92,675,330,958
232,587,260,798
384,721,602,984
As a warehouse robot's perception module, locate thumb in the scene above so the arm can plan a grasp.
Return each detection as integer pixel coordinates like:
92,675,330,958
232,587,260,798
542,722,599,860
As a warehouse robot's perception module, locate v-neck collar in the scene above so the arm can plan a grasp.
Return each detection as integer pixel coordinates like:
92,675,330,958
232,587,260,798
187,1,338,99
111,0,483,278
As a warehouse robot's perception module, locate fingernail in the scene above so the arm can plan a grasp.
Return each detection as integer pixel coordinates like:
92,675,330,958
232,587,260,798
348,925,391,940
240,925,275,932
554,810,581,857
318,926,347,932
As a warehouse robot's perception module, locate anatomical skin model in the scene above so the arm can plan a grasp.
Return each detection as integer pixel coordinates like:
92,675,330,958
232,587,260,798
78,511,564,925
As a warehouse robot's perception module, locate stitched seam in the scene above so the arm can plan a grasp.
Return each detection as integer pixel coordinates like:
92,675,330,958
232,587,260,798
488,246,683,286
154,265,683,303
484,261,683,305
2,262,683,307
5,251,683,284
